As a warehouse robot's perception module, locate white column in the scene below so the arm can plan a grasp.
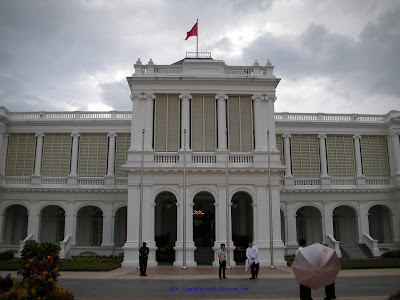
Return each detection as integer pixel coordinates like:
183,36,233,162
130,93,146,151
0,212,5,244
64,201,76,246
282,134,293,177
27,201,39,239
216,94,227,151
0,130,8,176
142,186,157,266
255,186,268,264
69,133,80,176
286,202,298,251
359,201,369,240
252,95,264,151
180,94,191,151
122,185,140,266
319,134,328,177
353,135,366,185
101,201,114,248
144,94,155,151
266,96,277,149
388,133,400,178
323,202,334,243
107,133,117,176
33,133,44,177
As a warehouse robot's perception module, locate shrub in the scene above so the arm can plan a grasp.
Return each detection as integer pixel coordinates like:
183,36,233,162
388,289,400,299
0,274,13,294
67,255,123,263
0,252,14,261
382,250,400,258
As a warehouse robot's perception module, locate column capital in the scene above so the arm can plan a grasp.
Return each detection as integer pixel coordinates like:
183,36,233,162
0,129,7,135
215,94,228,100
35,133,44,138
70,133,80,138
318,134,327,139
179,93,192,100
130,93,143,101
265,95,277,102
388,132,400,138
353,134,362,140
282,134,292,138
252,94,264,101
107,133,117,138
143,93,155,100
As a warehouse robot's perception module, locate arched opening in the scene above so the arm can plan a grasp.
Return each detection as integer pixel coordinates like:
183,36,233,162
4,205,28,244
231,192,253,263
280,209,286,245
114,206,127,247
76,206,103,246
333,205,358,245
155,192,177,265
193,191,215,265
368,205,392,243
39,205,65,242
296,206,323,244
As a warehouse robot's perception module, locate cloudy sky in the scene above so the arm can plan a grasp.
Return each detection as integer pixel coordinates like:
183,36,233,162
0,0,399,114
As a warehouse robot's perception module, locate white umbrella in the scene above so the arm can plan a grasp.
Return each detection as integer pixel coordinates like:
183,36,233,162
245,258,253,272
292,243,341,290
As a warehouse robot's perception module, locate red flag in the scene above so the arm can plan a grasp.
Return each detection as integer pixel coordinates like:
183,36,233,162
185,22,198,40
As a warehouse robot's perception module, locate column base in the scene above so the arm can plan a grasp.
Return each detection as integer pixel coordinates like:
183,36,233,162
284,176,294,186
356,176,366,187
105,176,115,185
30,175,41,185
254,240,286,267
173,241,197,267
122,241,139,267
212,241,236,267
67,175,78,185
321,176,331,186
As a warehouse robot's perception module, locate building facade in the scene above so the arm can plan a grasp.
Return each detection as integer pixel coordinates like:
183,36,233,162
0,55,399,267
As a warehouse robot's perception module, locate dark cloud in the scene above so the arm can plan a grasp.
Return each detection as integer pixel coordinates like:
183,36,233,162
100,79,131,111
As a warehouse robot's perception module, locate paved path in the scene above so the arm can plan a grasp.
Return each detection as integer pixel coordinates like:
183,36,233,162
2,267,400,299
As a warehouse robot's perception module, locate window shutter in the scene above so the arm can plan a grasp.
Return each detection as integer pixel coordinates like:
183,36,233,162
191,95,203,152
154,95,167,152
115,133,131,177
228,96,240,152
276,135,284,164
167,95,180,152
6,133,36,176
78,133,108,177
191,95,216,152
291,135,320,178
361,136,389,177
204,96,216,152
326,135,355,177
42,133,72,177
240,96,253,152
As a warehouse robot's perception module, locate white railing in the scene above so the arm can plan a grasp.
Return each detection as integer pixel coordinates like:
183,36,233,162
186,51,212,58
5,111,132,121
154,153,179,164
116,178,128,185
192,153,217,164
229,153,254,164
59,235,73,259
366,178,391,185
294,178,321,186
327,234,342,258
225,67,253,75
41,177,68,185
5,177,31,185
331,178,356,185
154,67,183,75
77,178,105,186
19,234,34,256
275,112,386,123
363,233,381,257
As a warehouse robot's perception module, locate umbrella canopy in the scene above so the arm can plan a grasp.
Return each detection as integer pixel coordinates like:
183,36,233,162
245,258,253,272
292,243,341,290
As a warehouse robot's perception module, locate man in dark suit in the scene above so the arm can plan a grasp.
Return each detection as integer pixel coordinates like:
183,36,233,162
139,241,149,276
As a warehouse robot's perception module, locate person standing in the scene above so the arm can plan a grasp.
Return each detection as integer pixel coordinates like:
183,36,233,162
296,239,312,300
217,243,229,279
324,282,336,300
139,241,149,276
246,242,259,279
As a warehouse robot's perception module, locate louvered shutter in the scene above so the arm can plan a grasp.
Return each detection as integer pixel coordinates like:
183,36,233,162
154,95,167,152
204,96,216,152
291,135,320,178
361,136,389,177
276,135,284,164
191,95,203,152
6,133,36,176
115,133,131,177
228,96,241,152
326,135,355,177
42,133,72,177
191,95,216,152
167,95,180,152
78,133,108,177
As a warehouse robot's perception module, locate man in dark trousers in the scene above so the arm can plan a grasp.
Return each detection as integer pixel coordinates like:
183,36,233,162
139,241,149,276
217,243,229,279
324,282,336,300
296,239,312,300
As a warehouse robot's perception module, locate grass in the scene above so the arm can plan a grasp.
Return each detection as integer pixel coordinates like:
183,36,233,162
0,259,121,272
286,258,400,269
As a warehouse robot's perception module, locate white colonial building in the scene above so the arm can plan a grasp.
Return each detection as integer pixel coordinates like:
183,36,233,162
0,53,399,267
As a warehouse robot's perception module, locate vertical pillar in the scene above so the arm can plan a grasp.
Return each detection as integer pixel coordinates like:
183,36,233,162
353,135,365,185
101,201,114,248
107,133,116,177
319,134,331,185
122,185,140,266
252,95,264,151
27,201,39,239
255,186,268,264
32,133,44,181
144,94,155,150
142,186,157,266
323,202,334,244
130,93,146,151
266,96,277,150
69,133,80,177
0,212,5,244
359,201,369,242
0,130,8,176
216,94,227,151
180,94,191,151
64,201,76,246
388,133,400,184
286,202,298,252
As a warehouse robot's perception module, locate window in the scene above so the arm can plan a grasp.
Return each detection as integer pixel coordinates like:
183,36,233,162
78,133,108,177
42,133,72,177
326,135,355,177
291,135,320,178
191,95,216,152
115,133,131,177
361,136,389,177
6,133,36,176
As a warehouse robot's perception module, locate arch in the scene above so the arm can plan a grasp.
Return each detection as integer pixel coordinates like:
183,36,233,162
293,203,323,216
153,187,180,203
114,206,127,247
76,205,103,246
155,191,178,264
39,205,66,242
191,187,218,202
368,204,392,243
333,205,358,245
4,204,28,245
75,203,104,215
366,202,394,215
295,206,323,244
38,203,67,215
331,203,360,216
3,202,30,215
113,203,128,216
231,191,254,262
229,187,256,203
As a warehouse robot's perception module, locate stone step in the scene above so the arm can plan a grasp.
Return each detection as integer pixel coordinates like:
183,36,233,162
194,247,214,265
340,244,372,259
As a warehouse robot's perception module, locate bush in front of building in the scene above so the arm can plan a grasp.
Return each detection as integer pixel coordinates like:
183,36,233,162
382,250,400,258
67,254,123,263
388,289,400,299
0,252,14,261
0,240,74,300
0,274,13,294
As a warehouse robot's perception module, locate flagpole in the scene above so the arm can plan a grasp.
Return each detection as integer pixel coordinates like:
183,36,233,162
196,19,198,58
267,130,275,269
182,129,187,269
139,128,145,269
225,128,231,269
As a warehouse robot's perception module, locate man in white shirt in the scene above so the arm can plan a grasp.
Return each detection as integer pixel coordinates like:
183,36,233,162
246,242,259,279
